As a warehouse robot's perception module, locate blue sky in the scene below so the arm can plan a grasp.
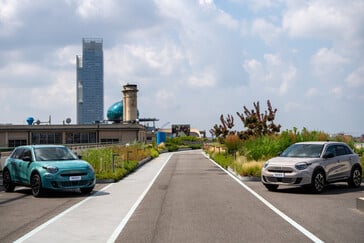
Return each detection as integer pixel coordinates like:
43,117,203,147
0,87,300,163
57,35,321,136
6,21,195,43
0,0,363,136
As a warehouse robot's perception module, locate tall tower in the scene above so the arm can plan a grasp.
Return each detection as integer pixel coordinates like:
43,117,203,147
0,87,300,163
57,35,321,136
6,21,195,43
122,84,138,123
76,38,104,124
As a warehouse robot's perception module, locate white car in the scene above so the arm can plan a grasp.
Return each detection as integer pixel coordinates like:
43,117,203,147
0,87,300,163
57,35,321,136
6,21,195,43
261,141,362,193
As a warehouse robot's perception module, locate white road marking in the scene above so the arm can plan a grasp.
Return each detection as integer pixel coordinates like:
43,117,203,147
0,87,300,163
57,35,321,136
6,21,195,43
14,184,113,243
203,152,324,243
106,153,173,243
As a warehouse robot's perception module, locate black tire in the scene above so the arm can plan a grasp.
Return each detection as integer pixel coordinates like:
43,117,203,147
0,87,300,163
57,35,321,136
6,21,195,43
311,169,325,193
3,169,15,192
80,187,94,194
348,166,362,188
31,173,44,197
264,184,279,191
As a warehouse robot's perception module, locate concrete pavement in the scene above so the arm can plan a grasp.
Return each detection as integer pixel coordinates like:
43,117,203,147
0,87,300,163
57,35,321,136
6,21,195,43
14,152,174,243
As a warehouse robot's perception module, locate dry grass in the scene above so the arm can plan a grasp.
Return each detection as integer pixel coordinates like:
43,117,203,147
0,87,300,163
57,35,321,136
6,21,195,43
231,155,265,177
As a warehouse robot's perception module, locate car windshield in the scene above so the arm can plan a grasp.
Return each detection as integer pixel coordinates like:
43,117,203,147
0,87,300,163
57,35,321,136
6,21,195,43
34,147,78,161
280,144,324,158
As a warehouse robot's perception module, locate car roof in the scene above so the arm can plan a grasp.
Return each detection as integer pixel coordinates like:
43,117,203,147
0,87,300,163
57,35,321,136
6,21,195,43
14,145,66,149
295,141,347,145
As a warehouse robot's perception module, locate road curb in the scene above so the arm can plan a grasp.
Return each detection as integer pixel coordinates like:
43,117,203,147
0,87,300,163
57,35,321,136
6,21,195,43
203,152,260,182
96,156,153,184
227,166,261,182
357,197,364,212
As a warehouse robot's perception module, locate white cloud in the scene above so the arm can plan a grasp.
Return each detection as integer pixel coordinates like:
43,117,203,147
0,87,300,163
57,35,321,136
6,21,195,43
216,10,239,29
306,88,319,97
251,18,281,44
0,0,363,135
283,1,349,39
154,89,177,110
284,102,300,112
244,0,280,11
346,65,364,87
243,54,296,95
52,45,79,67
311,47,348,82
0,0,23,37
330,86,343,97
75,0,118,19
187,69,217,88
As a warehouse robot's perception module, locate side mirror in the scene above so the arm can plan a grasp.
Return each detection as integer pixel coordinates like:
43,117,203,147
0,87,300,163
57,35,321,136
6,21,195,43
324,152,335,159
78,155,82,159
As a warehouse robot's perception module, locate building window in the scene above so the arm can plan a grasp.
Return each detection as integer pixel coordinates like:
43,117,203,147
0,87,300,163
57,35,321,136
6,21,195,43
100,139,119,144
31,132,62,145
8,140,27,148
66,132,97,144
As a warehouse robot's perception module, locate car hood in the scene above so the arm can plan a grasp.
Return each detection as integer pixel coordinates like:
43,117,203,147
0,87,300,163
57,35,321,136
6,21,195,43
37,160,92,170
266,156,319,166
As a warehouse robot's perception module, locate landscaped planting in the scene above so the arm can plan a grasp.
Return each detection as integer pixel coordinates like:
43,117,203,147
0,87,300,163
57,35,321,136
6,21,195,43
206,128,363,178
81,144,156,181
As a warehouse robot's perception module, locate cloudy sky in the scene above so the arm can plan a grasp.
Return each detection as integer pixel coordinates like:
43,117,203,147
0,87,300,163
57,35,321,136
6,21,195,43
0,0,363,136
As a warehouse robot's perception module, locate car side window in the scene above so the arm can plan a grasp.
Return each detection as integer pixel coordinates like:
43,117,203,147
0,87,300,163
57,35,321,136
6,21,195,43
335,145,349,156
325,145,336,157
21,149,33,161
10,148,24,159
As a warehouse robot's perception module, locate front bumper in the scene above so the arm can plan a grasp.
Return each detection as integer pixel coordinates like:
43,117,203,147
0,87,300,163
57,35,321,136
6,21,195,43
261,169,312,186
42,172,96,190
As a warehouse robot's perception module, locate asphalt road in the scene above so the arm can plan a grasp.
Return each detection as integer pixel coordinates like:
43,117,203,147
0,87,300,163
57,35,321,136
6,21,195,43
1,150,363,242
0,182,108,243
116,151,364,242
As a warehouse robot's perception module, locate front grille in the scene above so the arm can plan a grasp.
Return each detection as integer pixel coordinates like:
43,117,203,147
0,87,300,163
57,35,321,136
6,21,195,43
61,180,90,187
267,167,293,173
61,172,87,177
265,177,299,184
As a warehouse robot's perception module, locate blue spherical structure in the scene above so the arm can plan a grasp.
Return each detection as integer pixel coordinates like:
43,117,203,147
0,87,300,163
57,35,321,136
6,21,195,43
107,101,123,121
107,101,140,122
26,117,34,125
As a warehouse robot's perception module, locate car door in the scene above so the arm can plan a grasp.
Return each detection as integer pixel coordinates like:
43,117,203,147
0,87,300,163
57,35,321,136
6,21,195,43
18,148,33,184
332,144,352,179
7,148,24,182
325,144,352,182
322,145,340,182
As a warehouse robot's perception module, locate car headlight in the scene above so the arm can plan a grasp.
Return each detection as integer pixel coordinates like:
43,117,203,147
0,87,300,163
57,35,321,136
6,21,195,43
295,162,309,170
87,164,95,172
263,161,269,169
42,166,59,173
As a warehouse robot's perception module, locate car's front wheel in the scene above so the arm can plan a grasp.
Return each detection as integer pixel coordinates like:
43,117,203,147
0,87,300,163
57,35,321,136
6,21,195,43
3,169,15,192
348,166,362,188
264,184,279,191
31,173,44,197
311,169,325,193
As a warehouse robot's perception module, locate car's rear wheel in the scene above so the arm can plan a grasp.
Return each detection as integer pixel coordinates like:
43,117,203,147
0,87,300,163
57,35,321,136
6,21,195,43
348,166,362,188
3,169,15,192
80,186,94,194
264,184,279,191
31,173,44,197
311,169,325,193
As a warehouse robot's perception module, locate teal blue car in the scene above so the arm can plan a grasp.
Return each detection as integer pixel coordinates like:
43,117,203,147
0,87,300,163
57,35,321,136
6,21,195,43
2,145,96,197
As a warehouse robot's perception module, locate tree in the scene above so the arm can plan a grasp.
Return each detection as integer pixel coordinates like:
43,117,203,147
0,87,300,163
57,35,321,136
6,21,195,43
236,100,281,138
209,114,235,140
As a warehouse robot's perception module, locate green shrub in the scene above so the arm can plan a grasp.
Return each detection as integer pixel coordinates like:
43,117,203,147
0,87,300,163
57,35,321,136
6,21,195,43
210,153,234,169
167,144,179,152
150,147,159,158
225,134,242,155
81,144,153,181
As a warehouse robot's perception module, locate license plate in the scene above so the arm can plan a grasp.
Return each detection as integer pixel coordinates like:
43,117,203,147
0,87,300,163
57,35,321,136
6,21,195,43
273,173,284,178
69,176,82,181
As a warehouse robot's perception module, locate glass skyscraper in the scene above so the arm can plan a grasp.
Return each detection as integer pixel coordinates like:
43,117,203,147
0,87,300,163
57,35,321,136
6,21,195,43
76,38,104,124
